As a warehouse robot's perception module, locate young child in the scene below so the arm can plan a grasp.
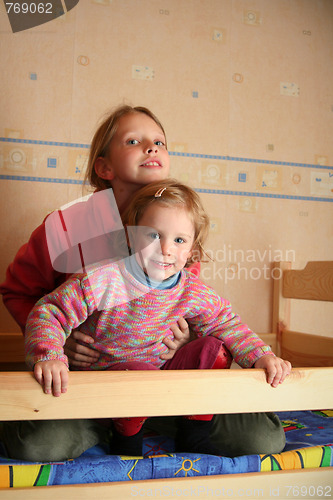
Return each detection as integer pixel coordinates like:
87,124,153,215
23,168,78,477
25,179,291,457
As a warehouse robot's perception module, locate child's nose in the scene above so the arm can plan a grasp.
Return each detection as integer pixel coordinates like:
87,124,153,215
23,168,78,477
145,142,158,154
160,239,173,255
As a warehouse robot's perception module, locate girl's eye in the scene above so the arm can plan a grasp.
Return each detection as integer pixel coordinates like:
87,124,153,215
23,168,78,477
127,139,139,145
175,237,185,244
155,140,165,147
148,232,160,240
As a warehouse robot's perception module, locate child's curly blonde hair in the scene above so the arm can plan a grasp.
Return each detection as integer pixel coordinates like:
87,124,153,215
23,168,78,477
122,179,210,265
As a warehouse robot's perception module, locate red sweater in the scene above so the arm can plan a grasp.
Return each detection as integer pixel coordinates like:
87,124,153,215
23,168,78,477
0,221,67,332
0,190,201,333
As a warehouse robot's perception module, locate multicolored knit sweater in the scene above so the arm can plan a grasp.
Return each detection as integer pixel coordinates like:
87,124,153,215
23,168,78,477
25,260,272,370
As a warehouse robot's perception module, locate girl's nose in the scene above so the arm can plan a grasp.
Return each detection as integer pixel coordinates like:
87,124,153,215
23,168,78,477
145,143,158,154
160,239,172,255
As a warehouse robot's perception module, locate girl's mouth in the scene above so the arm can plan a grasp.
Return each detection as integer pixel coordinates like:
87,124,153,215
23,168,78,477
140,160,162,168
152,260,173,268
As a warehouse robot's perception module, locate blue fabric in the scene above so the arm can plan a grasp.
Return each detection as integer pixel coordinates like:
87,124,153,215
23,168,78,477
47,453,260,485
276,409,333,451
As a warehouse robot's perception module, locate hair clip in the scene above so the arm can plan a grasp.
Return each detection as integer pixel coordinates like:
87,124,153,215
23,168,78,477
154,187,167,198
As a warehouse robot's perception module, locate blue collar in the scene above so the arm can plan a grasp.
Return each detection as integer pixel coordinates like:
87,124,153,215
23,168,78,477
125,254,180,290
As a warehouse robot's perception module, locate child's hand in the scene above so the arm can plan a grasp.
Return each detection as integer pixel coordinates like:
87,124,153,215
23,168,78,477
254,355,291,388
34,360,69,397
160,318,191,360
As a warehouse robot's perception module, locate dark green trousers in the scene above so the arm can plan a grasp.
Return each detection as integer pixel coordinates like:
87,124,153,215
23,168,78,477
1,412,285,462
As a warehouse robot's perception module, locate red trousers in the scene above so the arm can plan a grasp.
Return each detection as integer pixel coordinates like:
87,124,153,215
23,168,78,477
110,337,232,436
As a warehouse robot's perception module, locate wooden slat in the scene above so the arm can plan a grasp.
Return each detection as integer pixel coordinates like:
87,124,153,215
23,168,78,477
272,261,292,334
283,261,333,301
0,368,332,421
1,468,332,499
281,331,333,367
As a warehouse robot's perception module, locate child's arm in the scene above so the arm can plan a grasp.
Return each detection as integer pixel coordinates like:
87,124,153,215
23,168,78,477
34,360,69,397
254,354,292,388
0,221,100,368
185,277,291,378
25,274,97,371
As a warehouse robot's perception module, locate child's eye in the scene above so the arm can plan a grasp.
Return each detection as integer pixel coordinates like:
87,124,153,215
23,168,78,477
155,140,165,147
175,237,185,244
127,139,139,145
148,232,160,240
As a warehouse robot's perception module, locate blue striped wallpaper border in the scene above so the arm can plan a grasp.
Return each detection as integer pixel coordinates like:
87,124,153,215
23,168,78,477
1,137,332,202
195,188,333,203
1,174,332,203
170,152,333,171
1,136,332,170
0,175,83,185
0,137,90,150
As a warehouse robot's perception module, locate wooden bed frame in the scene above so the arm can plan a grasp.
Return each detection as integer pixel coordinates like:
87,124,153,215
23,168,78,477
0,260,333,499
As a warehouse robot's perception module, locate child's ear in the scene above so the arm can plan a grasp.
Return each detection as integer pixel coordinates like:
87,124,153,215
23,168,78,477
94,157,115,181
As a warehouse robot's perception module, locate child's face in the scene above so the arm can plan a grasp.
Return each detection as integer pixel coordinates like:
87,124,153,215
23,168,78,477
105,112,170,190
133,204,195,282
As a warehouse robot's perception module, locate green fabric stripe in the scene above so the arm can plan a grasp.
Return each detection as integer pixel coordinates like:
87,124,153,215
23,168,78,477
35,464,51,486
319,446,331,468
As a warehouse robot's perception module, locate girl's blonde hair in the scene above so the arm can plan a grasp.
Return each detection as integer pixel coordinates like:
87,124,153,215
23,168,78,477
85,105,167,191
122,179,210,265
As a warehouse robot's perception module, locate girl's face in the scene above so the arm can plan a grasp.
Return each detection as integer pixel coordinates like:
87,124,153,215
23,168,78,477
133,204,195,282
104,112,170,191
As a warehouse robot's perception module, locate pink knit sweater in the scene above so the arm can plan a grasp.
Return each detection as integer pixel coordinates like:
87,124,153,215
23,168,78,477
25,261,272,370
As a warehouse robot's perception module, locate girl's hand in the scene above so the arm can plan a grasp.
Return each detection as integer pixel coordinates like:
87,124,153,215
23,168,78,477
34,360,69,397
64,330,100,368
254,355,292,388
160,318,191,360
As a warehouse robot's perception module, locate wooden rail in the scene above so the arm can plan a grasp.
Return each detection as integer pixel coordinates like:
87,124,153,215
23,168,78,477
1,368,332,421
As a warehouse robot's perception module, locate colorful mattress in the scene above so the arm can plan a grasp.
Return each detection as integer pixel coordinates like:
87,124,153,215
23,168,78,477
0,410,332,488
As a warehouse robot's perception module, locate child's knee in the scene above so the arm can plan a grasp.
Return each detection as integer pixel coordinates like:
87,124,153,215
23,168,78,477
197,337,232,369
2,419,102,462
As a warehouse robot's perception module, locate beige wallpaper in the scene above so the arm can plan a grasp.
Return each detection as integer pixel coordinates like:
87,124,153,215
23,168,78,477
0,0,332,335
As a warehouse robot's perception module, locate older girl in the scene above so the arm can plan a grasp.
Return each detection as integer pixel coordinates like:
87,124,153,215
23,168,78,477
0,105,189,364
